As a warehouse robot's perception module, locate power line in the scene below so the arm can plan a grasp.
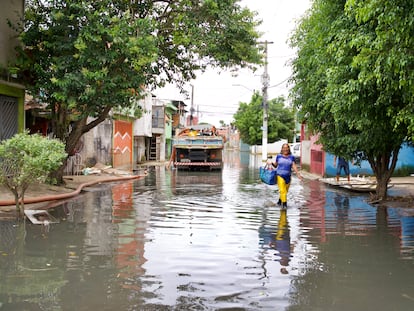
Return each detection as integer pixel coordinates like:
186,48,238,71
268,77,289,89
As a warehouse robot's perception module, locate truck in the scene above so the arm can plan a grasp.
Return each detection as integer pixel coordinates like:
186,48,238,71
170,128,224,170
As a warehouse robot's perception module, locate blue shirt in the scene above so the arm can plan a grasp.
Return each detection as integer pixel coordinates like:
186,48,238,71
276,154,295,184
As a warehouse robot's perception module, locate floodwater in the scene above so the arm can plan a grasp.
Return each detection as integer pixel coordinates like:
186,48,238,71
1,151,414,311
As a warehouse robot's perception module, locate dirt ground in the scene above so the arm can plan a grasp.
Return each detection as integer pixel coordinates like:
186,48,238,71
0,168,147,219
377,181,414,209
1,172,413,219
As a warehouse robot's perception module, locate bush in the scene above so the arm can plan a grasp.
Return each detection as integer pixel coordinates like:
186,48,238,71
0,131,67,218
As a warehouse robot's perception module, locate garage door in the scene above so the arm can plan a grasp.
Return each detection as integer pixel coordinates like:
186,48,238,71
0,95,18,142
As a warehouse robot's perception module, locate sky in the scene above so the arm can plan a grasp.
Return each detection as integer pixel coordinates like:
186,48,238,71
153,0,311,126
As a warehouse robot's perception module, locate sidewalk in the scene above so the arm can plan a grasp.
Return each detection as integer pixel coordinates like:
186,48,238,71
0,169,148,216
301,171,414,196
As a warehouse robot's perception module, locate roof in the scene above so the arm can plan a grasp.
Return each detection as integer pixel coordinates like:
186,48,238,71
165,102,178,111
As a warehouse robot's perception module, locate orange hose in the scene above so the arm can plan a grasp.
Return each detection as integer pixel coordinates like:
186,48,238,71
0,174,145,206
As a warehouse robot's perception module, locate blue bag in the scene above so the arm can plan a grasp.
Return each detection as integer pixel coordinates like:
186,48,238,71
260,166,277,185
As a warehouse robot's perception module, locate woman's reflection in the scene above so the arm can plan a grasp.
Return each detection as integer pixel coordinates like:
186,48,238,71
270,209,291,274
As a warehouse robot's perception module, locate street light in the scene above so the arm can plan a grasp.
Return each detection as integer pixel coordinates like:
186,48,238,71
259,40,273,162
232,84,255,92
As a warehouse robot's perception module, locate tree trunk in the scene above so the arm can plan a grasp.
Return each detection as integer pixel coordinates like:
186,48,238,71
49,159,68,185
16,185,30,219
14,191,20,219
50,108,111,184
19,192,25,219
52,120,87,184
375,175,389,200
13,193,25,220
370,146,400,201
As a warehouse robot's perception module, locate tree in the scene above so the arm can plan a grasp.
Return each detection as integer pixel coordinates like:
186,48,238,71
233,92,294,145
9,0,262,182
0,132,67,218
290,0,414,200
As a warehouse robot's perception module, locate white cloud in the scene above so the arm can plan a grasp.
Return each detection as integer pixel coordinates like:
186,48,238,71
154,0,311,126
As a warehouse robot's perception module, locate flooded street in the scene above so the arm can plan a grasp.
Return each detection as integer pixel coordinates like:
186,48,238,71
1,151,414,310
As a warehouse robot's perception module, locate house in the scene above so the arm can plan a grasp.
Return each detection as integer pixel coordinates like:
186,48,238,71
164,101,178,161
133,93,153,165
300,122,414,178
170,100,188,134
0,0,25,142
149,97,179,163
64,94,186,173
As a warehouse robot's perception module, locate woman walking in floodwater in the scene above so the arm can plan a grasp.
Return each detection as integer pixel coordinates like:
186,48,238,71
267,143,303,208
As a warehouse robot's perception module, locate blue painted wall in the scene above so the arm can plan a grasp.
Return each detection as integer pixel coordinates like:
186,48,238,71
325,143,414,177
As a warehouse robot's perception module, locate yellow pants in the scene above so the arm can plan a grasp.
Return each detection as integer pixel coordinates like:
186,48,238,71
277,176,290,203
276,209,288,240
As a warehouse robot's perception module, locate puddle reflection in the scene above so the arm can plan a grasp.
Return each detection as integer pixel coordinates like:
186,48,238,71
0,152,414,310
259,208,292,275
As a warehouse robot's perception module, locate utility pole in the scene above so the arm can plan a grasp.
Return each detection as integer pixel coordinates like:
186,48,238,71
190,84,194,126
258,40,273,162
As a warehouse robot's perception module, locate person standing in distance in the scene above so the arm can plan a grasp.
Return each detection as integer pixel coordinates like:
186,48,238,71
267,143,303,208
333,156,350,182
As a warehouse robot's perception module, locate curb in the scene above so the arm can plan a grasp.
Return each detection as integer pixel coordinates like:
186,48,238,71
0,174,145,206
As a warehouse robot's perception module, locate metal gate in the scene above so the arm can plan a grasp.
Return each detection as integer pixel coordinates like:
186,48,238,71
0,95,18,142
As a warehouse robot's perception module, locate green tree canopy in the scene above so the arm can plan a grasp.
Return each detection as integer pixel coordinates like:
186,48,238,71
9,0,262,181
290,0,414,200
233,92,294,145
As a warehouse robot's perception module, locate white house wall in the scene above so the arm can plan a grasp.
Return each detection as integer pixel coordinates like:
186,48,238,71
301,140,311,168
81,118,113,167
250,139,288,156
134,136,146,164
133,92,152,137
